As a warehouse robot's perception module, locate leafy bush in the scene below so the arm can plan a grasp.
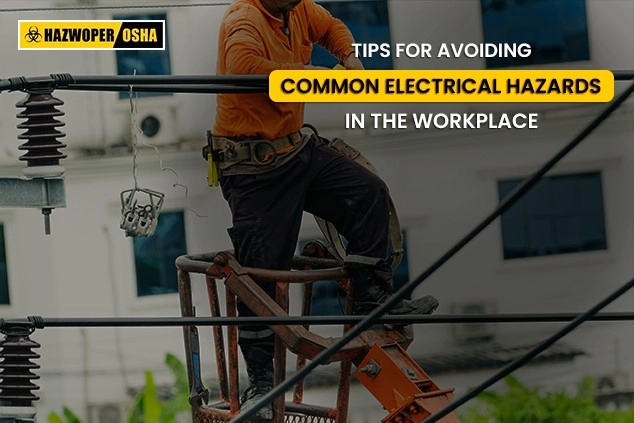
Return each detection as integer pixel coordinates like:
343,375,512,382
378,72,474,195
48,353,190,423
461,375,634,423
127,353,190,423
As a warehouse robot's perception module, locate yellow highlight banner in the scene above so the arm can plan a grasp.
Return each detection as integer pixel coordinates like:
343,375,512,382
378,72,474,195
269,70,614,103
19,20,164,50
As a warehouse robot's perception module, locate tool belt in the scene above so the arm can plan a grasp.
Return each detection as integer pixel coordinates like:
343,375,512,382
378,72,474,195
204,131,303,170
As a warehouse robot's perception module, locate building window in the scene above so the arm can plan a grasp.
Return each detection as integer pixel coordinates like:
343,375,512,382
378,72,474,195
498,172,607,259
481,0,590,68
0,224,9,305
115,13,171,98
300,232,410,315
133,211,186,297
311,0,393,70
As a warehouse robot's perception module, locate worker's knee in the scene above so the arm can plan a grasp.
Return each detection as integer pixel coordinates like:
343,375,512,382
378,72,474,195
360,172,389,211
227,220,266,267
370,174,389,200
239,334,275,363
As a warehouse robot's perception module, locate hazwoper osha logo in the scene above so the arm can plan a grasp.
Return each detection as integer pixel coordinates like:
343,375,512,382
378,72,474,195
19,20,164,50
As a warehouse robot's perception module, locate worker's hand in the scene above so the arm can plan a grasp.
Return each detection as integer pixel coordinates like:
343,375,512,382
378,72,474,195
304,64,329,70
343,53,364,70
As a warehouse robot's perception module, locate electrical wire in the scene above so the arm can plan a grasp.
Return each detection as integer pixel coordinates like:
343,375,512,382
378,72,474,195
2,312,634,329
128,79,140,190
127,77,207,218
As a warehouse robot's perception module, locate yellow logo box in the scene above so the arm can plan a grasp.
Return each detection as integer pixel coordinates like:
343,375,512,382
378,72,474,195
19,20,165,50
269,70,615,103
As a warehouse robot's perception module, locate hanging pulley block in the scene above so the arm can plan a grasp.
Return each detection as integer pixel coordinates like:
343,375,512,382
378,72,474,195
119,187,165,237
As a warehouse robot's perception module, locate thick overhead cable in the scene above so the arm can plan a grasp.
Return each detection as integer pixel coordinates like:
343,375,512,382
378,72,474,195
613,70,634,80
2,312,634,330
0,71,631,95
61,74,268,85
0,74,268,93
63,84,267,94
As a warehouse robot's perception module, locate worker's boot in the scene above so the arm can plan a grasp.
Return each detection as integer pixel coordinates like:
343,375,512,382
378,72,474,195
350,263,439,316
241,358,274,420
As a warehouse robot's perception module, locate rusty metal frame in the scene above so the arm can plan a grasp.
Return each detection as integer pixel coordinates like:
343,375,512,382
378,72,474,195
176,246,465,423
176,248,415,423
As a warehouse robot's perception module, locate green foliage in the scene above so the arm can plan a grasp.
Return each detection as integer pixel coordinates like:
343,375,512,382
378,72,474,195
127,353,191,423
48,353,191,423
48,413,66,423
48,406,83,423
460,375,634,423
161,352,191,422
48,407,81,423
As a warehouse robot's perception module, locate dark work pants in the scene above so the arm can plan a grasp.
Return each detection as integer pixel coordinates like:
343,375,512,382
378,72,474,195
220,135,391,366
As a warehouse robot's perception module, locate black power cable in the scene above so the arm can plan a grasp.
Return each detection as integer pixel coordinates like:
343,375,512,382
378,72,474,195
0,71,631,94
62,84,267,94
0,74,269,93
1,313,634,330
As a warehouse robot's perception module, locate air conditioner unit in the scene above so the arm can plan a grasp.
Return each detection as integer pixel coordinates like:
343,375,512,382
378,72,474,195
451,301,497,344
596,372,630,394
595,372,633,410
125,104,179,147
88,402,127,423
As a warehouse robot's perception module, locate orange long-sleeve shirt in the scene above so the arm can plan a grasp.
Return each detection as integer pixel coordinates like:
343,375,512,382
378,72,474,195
213,0,355,140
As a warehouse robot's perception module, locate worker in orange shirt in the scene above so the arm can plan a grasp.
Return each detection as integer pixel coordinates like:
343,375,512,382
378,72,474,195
212,0,439,418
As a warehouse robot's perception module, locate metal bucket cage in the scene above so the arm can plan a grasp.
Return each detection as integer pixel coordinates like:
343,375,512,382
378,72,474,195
175,244,370,423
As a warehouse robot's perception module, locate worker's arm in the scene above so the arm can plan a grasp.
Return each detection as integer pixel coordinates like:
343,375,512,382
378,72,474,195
304,0,362,69
224,21,306,75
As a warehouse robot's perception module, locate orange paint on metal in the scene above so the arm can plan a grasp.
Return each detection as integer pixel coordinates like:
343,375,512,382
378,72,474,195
355,344,461,422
